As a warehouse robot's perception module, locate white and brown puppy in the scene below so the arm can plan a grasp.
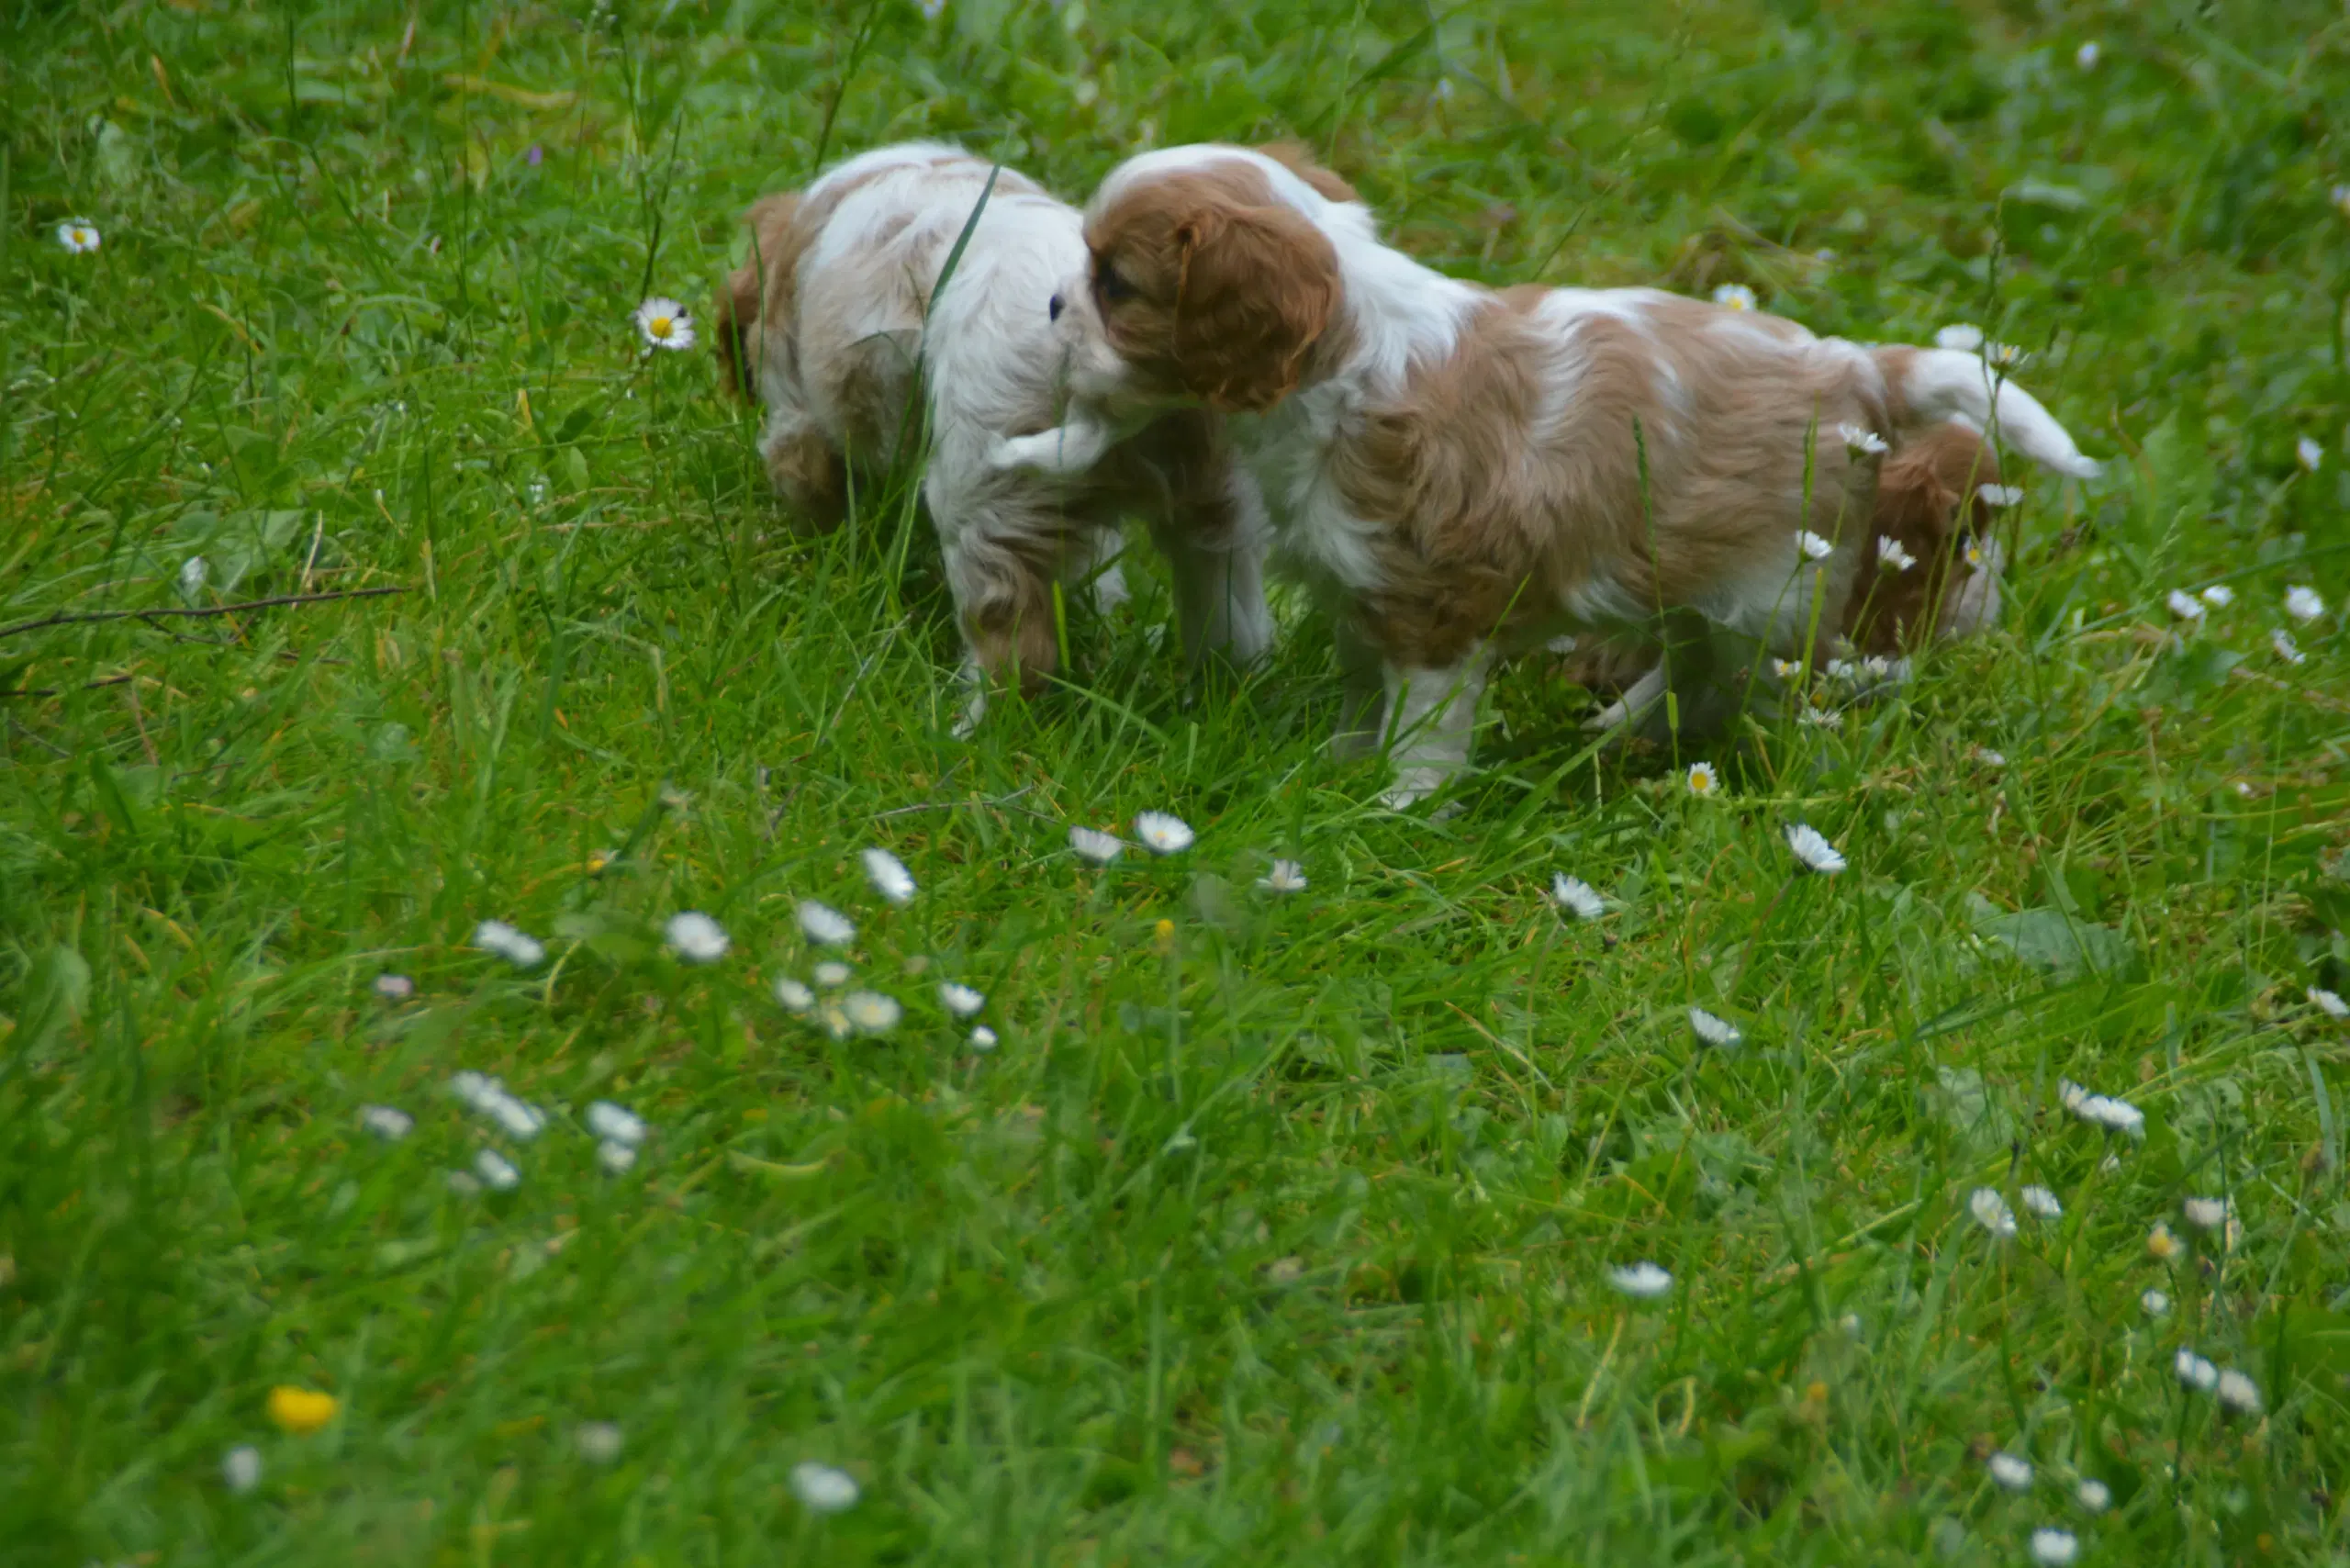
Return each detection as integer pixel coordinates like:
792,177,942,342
998,144,2096,801
715,141,1271,733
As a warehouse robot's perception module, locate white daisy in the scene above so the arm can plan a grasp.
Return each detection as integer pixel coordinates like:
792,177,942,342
1551,873,1606,920
2148,1222,2181,1261
1685,761,1719,797
474,919,545,968
1975,746,2008,767
791,1461,861,1514
2273,628,2307,666
861,847,916,905
2030,1527,2079,1566
2299,435,2325,473
179,555,208,597
1258,858,1308,893
815,1002,854,1040
2075,39,2100,69
1785,823,1847,875
775,977,815,1013
222,1444,263,1494
2141,1288,2171,1316
1964,537,1994,570
56,219,101,254
587,1101,646,1146
2310,987,2349,1018
489,1094,547,1141
633,297,696,351
1070,825,1125,864
1711,282,1758,311
2181,1195,2231,1232
2198,583,2235,609
575,1422,625,1464
2285,585,2325,624
1689,1006,1741,1047
2165,588,2206,622
1796,528,1836,561
1824,657,1859,684
597,1139,637,1174
812,960,853,989
1986,1450,2033,1490
1798,705,1841,728
1875,535,1917,572
2086,1093,2145,1139
2076,1478,2110,1512
1964,483,2019,511
798,900,856,946
2020,1185,2063,1219
842,989,902,1034
2214,1368,2262,1414
968,1025,1000,1051
1134,811,1194,854
2175,1347,2219,1392
1984,342,2027,370
1607,1260,1673,1298
1969,1187,2018,1239
359,1104,415,1141
474,1148,521,1192
1934,323,1985,353
665,911,730,963
1772,657,1806,680
1839,422,1889,457
939,981,986,1017
372,973,415,1002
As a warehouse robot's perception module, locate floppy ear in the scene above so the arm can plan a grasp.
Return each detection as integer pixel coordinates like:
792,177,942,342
714,191,804,402
1171,203,1339,413
1253,140,1359,203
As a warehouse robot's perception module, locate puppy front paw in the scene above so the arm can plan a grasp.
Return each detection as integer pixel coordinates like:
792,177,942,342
990,423,1110,476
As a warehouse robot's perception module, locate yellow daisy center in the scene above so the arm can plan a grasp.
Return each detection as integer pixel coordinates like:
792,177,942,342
649,315,673,338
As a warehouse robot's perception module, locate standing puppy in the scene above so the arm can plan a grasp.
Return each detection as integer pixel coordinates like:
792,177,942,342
715,142,1272,733
999,144,2096,801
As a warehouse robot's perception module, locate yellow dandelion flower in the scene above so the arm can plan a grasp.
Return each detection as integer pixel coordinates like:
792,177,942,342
1153,918,1177,956
267,1385,340,1434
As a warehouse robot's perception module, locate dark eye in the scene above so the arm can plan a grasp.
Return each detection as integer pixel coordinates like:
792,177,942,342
1095,263,1135,303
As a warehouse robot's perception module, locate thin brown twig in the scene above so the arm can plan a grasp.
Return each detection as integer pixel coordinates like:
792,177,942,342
0,586,408,641
0,674,139,700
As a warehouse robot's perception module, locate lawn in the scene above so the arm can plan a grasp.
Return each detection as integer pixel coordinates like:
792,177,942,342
6,0,2350,1562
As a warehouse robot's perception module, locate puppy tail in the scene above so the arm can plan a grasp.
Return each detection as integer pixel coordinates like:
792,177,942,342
1884,346,2100,479
714,192,803,403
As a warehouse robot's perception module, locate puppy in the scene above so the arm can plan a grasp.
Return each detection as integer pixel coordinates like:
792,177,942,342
999,144,2096,801
715,142,1271,734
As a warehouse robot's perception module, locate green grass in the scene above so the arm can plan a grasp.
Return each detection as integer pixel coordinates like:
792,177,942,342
6,0,2350,1562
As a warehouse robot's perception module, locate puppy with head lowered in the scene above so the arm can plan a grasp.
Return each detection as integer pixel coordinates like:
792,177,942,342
716,142,1271,733
999,144,2096,802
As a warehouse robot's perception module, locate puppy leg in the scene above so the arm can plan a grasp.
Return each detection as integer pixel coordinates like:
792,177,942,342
992,417,1121,477
1329,620,1388,760
1150,465,1275,671
1379,648,1491,810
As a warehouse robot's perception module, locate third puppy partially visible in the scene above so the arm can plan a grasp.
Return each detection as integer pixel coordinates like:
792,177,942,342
716,142,1271,733
1002,144,2095,801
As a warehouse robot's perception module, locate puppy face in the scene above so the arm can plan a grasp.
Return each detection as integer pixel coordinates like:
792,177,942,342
1058,157,1344,416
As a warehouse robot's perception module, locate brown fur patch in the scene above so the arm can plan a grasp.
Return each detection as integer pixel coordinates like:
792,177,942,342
1253,141,1359,203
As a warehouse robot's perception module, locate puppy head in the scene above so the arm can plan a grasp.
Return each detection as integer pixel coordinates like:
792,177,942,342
1844,423,2006,651
1077,158,1344,414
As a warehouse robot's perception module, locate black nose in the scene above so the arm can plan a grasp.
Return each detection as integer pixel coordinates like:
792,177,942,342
1048,292,1065,321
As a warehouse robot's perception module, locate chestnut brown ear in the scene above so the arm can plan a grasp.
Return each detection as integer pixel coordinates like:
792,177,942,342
1171,202,1339,413
1253,140,1359,204
714,191,804,402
